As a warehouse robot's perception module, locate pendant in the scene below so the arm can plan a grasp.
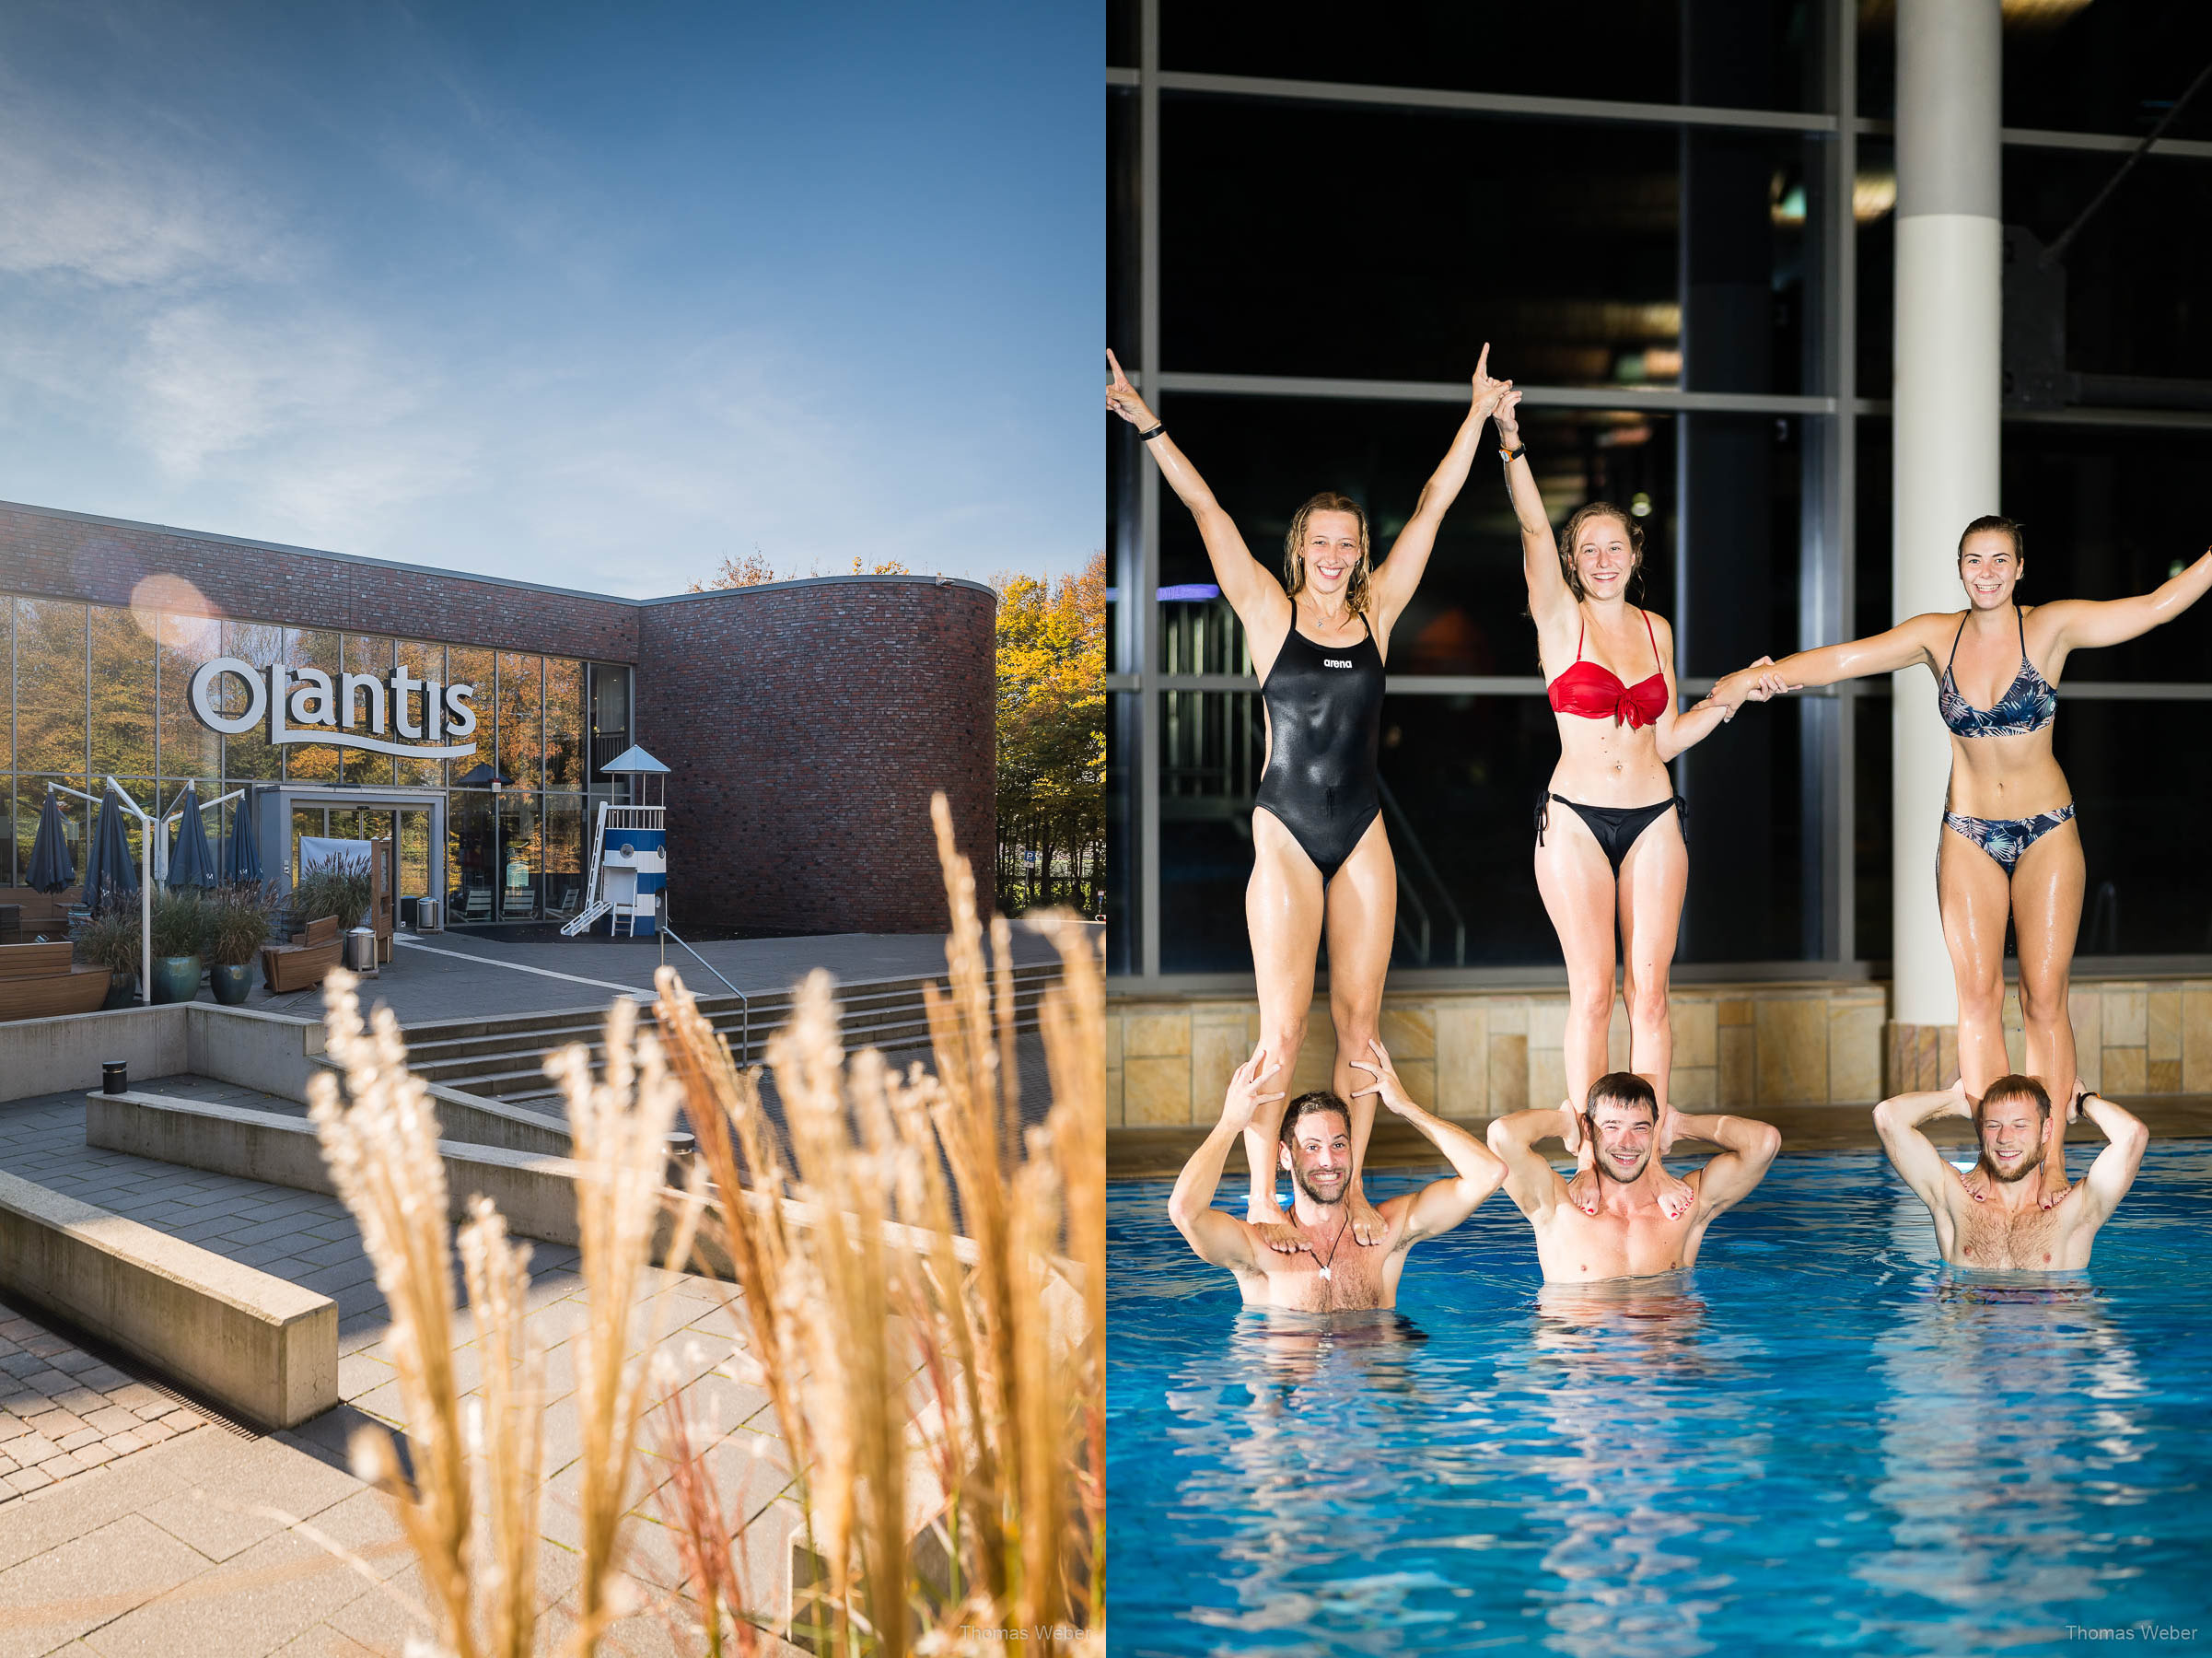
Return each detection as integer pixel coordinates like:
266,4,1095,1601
1317,1267,1332,1281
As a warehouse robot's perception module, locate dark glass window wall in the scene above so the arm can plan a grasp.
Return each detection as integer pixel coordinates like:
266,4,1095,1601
1112,4,2212,980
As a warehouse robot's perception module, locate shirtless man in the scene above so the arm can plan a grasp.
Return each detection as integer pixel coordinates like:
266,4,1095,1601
1168,1039,1506,1311
1486,1073,1780,1282
1872,1074,2148,1270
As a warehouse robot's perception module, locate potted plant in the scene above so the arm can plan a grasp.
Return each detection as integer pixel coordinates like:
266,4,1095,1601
76,906,142,1009
149,888,206,1005
203,883,274,1006
291,857,371,934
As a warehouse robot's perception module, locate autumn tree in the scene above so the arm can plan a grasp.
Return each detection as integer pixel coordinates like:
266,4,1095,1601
994,552,1104,914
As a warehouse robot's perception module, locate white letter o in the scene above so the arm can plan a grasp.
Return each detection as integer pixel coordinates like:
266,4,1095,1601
189,657,268,735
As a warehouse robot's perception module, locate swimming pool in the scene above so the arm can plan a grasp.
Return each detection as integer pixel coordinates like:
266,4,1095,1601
1108,1147,2212,1656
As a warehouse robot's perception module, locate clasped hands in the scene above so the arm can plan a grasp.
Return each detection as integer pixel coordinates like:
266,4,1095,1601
1697,658,1803,721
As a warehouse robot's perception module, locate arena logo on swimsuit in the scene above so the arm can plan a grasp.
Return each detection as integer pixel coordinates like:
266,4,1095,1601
186,657,480,760
1323,658,1355,669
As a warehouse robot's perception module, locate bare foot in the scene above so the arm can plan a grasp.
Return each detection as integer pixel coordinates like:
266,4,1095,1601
1958,1163,1992,1204
1651,1160,1695,1221
1246,1202,1310,1254
1565,1138,1601,1216
1347,1191,1387,1247
2038,1158,2070,1210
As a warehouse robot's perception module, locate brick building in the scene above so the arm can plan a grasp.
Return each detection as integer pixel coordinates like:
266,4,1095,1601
0,499,994,935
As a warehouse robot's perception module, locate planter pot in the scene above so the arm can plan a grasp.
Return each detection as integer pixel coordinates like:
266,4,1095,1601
151,954,204,1005
209,963,254,1006
102,971,138,1010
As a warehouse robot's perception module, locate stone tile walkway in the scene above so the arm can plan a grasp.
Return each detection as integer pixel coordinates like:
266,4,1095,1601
0,1305,211,1503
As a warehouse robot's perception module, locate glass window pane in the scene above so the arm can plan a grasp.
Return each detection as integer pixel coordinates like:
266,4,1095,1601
544,660,585,788
544,794,586,917
394,640,446,788
283,628,342,783
588,663,630,783
1163,100,1681,385
157,613,222,782
2007,150,2212,383
496,654,543,792
2064,701,2212,954
0,780,14,888
1106,0,1135,69
448,647,495,788
1163,1,1813,112
0,609,11,772
339,635,396,787
397,807,432,899
88,607,156,779
497,790,541,920
16,600,87,775
221,621,285,781
448,790,495,924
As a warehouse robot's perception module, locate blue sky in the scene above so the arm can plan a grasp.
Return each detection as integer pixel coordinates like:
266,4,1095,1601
0,2,1100,594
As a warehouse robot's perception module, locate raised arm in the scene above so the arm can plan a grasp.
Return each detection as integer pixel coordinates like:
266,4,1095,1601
1367,346,1511,634
2042,546,2212,654
1711,613,1948,707
1668,1110,1782,1220
1346,1038,1505,1245
2067,1092,2149,1230
1485,1103,1578,1220
1871,1080,1973,1216
1107,349,1286,633
1493,388,1573,627
1167,1045,1285,1274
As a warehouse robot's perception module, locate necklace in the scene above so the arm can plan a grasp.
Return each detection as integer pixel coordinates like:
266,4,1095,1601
1311,1210,1351,1281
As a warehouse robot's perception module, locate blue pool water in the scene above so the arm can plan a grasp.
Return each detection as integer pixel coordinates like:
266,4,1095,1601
1109,1148,2212,1655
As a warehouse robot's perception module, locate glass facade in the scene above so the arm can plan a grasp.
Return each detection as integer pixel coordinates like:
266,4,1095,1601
1109,3,2212,983
0,593,628,928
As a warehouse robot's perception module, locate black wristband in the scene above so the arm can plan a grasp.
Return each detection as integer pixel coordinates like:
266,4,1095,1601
1138,423,1166,442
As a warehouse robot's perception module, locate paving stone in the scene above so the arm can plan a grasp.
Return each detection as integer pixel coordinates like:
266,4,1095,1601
0,1512,208,1656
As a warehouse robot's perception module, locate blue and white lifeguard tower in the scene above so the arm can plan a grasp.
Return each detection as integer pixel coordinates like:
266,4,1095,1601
561,744,669,937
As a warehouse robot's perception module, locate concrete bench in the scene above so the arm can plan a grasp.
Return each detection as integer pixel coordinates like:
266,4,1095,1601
0,1166,337,1429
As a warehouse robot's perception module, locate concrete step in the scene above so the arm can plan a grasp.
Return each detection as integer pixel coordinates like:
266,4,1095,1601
346,961,1061,1103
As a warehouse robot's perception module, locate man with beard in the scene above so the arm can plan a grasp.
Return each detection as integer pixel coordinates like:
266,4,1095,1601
1873,1074,2148,1269
1486,1073,1781,1281
1169,1038,1505,1310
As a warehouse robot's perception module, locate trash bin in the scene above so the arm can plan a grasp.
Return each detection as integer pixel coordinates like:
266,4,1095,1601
416,897,441,932
344,927,379,975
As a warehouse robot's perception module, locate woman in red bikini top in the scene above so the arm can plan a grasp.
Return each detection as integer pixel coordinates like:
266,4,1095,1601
1494,379,1776,1218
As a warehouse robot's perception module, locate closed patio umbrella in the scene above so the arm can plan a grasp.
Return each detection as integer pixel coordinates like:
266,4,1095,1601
223,788,263,886
82,789,140,915
25,788,75,894
166,784,218,891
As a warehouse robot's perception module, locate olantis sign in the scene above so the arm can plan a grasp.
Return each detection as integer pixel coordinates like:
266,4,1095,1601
188,657,479,759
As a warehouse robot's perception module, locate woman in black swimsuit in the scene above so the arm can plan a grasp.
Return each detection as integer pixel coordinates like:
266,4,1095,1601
1109,346,1510,1248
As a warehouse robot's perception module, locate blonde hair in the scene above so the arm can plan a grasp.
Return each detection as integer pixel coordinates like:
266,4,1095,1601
1283,492,1372,617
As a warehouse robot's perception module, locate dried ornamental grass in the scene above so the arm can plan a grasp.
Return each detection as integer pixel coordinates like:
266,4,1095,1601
648,790,1103,1654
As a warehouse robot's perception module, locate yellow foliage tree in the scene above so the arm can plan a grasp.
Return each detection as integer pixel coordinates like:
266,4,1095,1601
993,553,1104,913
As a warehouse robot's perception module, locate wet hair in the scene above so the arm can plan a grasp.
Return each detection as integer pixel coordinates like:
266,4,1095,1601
1958,514,2025,563
1283,492,1373,618
1975,1074,2051,1126
1586,1071,1658,1122
1556,503,1646,603
1281,1090,1351,1141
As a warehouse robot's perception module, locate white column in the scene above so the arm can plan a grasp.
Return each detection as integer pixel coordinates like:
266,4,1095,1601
1892,0,2001,1029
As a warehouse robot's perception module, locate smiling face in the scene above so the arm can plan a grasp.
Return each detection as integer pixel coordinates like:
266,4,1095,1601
1571,513,1636,601
1589,1097,1657,1184
1299,509,1364,599
1279,1104,1351,1207
1976,1091,2047,1184
1958,529,2023,611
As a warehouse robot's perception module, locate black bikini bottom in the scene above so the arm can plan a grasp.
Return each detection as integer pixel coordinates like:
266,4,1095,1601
1535,792,1687,877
